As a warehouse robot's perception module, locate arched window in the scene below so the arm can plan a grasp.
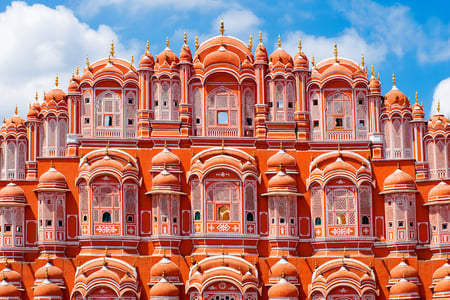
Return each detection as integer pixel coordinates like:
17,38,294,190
246,212,254,222
325,92,352,140
206,87,238,136
194,211,201,221
96,92,121,128
218,205,230,221
102,212,111,223
315,217,322,225
362,216,369,224
337,214,346,225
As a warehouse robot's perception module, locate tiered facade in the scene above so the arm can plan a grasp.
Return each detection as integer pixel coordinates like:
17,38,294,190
0,25,449,299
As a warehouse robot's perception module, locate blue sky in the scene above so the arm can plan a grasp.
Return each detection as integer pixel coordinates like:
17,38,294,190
0,0,448,120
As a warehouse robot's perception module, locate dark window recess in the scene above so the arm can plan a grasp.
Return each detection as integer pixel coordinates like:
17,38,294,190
246,118,253,126
313,99,318,106
196,118,201,124
46,220,52,227
358,99,363,105
359,120,365,127
443,223,448,230
173,218,177,223
362,216,369,224
102,212,111,223
127,216,133,223
85,98,90,103
128,98,134,104
4,225,11,232
246,212,254,222
16,226,21,232
83,215,88,222
155,101,158,106
271,218,275,224
154,217,157,222
269,102,273,108
389,222,393,228
58,220,63,227
313,120,319,127
290,218,295,224
128,119,134,125
288,102,293,108
194,212,201,221
315,217,322,225
174,101,178,107
280,218,285,224
85,118,90,124
398,221,404,227
335,118,343,127
163,101,167,107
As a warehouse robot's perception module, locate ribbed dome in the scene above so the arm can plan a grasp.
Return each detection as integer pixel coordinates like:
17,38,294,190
87,266,120,283
390,278,418,295
268,171,297,191
268,278,298,298
255,43,268,63
428,181,450,203
34,281,62,297
203,46,240,69
270,48,293,66
152,170,179,186
267,150,296,169
180,44,192,62
294,51,308,68
38,166,67,190
44,88,66,103
0,281,20,297
383,168,415,192
150,257,180,281
369,76,381,94
0,268,21,283
150,278,179,297
390,261,418,279
270,258,298,281
322,157,356,175
156,47,179,66
0,182,25,199
327,266,360,283
433,262,450,280
139,51,155,69
152,148,180,166
434,275,450,293
35,263,63,281
384,86,408,107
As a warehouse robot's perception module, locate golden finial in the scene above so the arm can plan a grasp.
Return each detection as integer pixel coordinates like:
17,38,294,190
314,261,318,269
277,34,281,48
76,66,79,76
298,37,302,53
50,160,54,168
146,40,150,53
221,140,225,154
369,261,373,269
35,91,38,101
163,248,166,257
220,19,225,36
341,257,345,266
104,247,108,257
334,42,338,62
446,254,448,263
401,253,405,262
371,65,375,77
164,140,167,148
184,31,188,45
248,34,253,51
55,74,59,87
110,40,115,57
259,31,262,44
221,244,225,255
105,141,109,156
191,255,195,265
437,99,441,113
279,162,283,172
195,35,199,50
402,271,406,278
392,72,396,86
377,73,380,81
361,54,365,68
281,249,285,258
281,270,285,278
337,144,341,157
343,246,347,257
15,105,18,115
45,267,49,279
415,92,418,104
131,55,134,65
103,256,107,266
166,36,170,48
311,56,315,67
280,140,283,150
86,55,90,68
4,257,8,268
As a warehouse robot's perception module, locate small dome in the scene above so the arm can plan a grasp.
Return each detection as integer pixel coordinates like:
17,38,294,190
139,51,155,69
180,44,192,62
96,60,124,77
150,278,179,297
294,51,308,68
1,115,25,132
87,266,120,283
390,278,418,295
322,63,352,78
34,281,62,297
428,114,449,131
156,46,179,66
435,275,450,293
357,164,371,177
268,278,298,298
150,257,180,282
270,48,293,66
0,268,21,283
203,47,240,69
433,262,450,280
152,148,180,166
390,261,418,279
44,88,66,103
411,102,424,119
0,281,20,297
327,266,360,283
81,67,93,81
270,258,298,282
152,170,180,187
68,77,80,92
0,183,25,199
369,76,381,94
428,181,450,203
241,55,253,69
383,168,415,192
322,157,356,175
124,68,138,80
267,150,296,169
35,263,63,281
255,43,268,63
268,171,297,192
384,86,408,107
38,166,67,190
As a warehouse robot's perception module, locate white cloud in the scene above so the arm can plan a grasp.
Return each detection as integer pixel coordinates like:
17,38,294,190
431,77,450,116
212,9,262,42
0,1,137,120
78,0,229,17
283,28,388,67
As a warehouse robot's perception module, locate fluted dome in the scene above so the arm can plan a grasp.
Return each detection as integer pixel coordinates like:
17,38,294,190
139,51,155,69
44,88,66,103
383,168,416,193
156,46,179,66
0,281,20,297
267,150,296,169
322,157,356,175
87,265,120,283
203,46,240,69
327,266,360,283
152,148,180,166
268,277,298,298
268,171,296,191
428,181,450,204
270,48,293,66
255,43,268,63
150,278,179,297
369,76,381,94
384,86,408,107
152,170,179,186
38,166,68,190
390,261,418,279
0,267,21,283
34,281,62,297
35,263,63,281
0,182,25,199
150,257,180,282
390,278,418,295
435,275,450,293
433,262,450,280
270,258,298,283
180,44,192,62
294,51,308,68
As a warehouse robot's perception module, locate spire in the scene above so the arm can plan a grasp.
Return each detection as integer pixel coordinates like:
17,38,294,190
110,40,115,57
392,72,396,86
280,140,283,150
248,33,253,51
184,31,187,45
86,55,90,68
311,56,315,68
259,30,262,44
220,19,225,36
35,91,38,101
281,270,285,278
371,65,375,77
195,35,199,50
104,247,108,257
45,267,49,279
334,42,338,62
146,40,150,53
105,141,109,156
163,248,166,257
277,34,281,48
415,92,418,104
15,105,18,115
76,66,79,76
130,55,134,69
437,99,441,113
166,36,170,48
50,160,53,169
55,74,59,87
279,162,283,172
298,37,302,53
221,139,225,154
221,244,225,255
361,54,365,68
337,144,341,157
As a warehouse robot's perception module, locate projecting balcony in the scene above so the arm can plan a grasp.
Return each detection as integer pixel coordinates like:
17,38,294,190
206,126,238,137
327,130,353,141
95,129,122,138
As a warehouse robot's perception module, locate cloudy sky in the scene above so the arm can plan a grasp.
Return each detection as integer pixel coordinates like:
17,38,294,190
0,0,448,120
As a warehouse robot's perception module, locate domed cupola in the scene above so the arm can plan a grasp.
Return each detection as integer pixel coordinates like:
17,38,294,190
389,278,420,299
27,94,41,120
382,166,416,194
151,145,181,172
428,101,449,132
67,72,80,93
254,31,268,64
0,279,21,298
269,257,299,284
434,274,450,298
428,181,450,204
267,149,296,174
433,258,450,286
43,77,67,105
155,37,179,68
179,32,192,63
36,164,68,191
139,41,155,69
384,73,408,107
150,276,179,299
124,58,138,81
411,92,425,120
368,66,381,95
293,38,308,70
1,108,26,136
33,279,63,299
269,35,293,68
267,169,297,194
268,273,298,300
388,258,420,286
150,254,181,283
0,182,25,204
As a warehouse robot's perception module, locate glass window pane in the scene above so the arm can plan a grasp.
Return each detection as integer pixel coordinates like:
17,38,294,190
218,112,228,125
